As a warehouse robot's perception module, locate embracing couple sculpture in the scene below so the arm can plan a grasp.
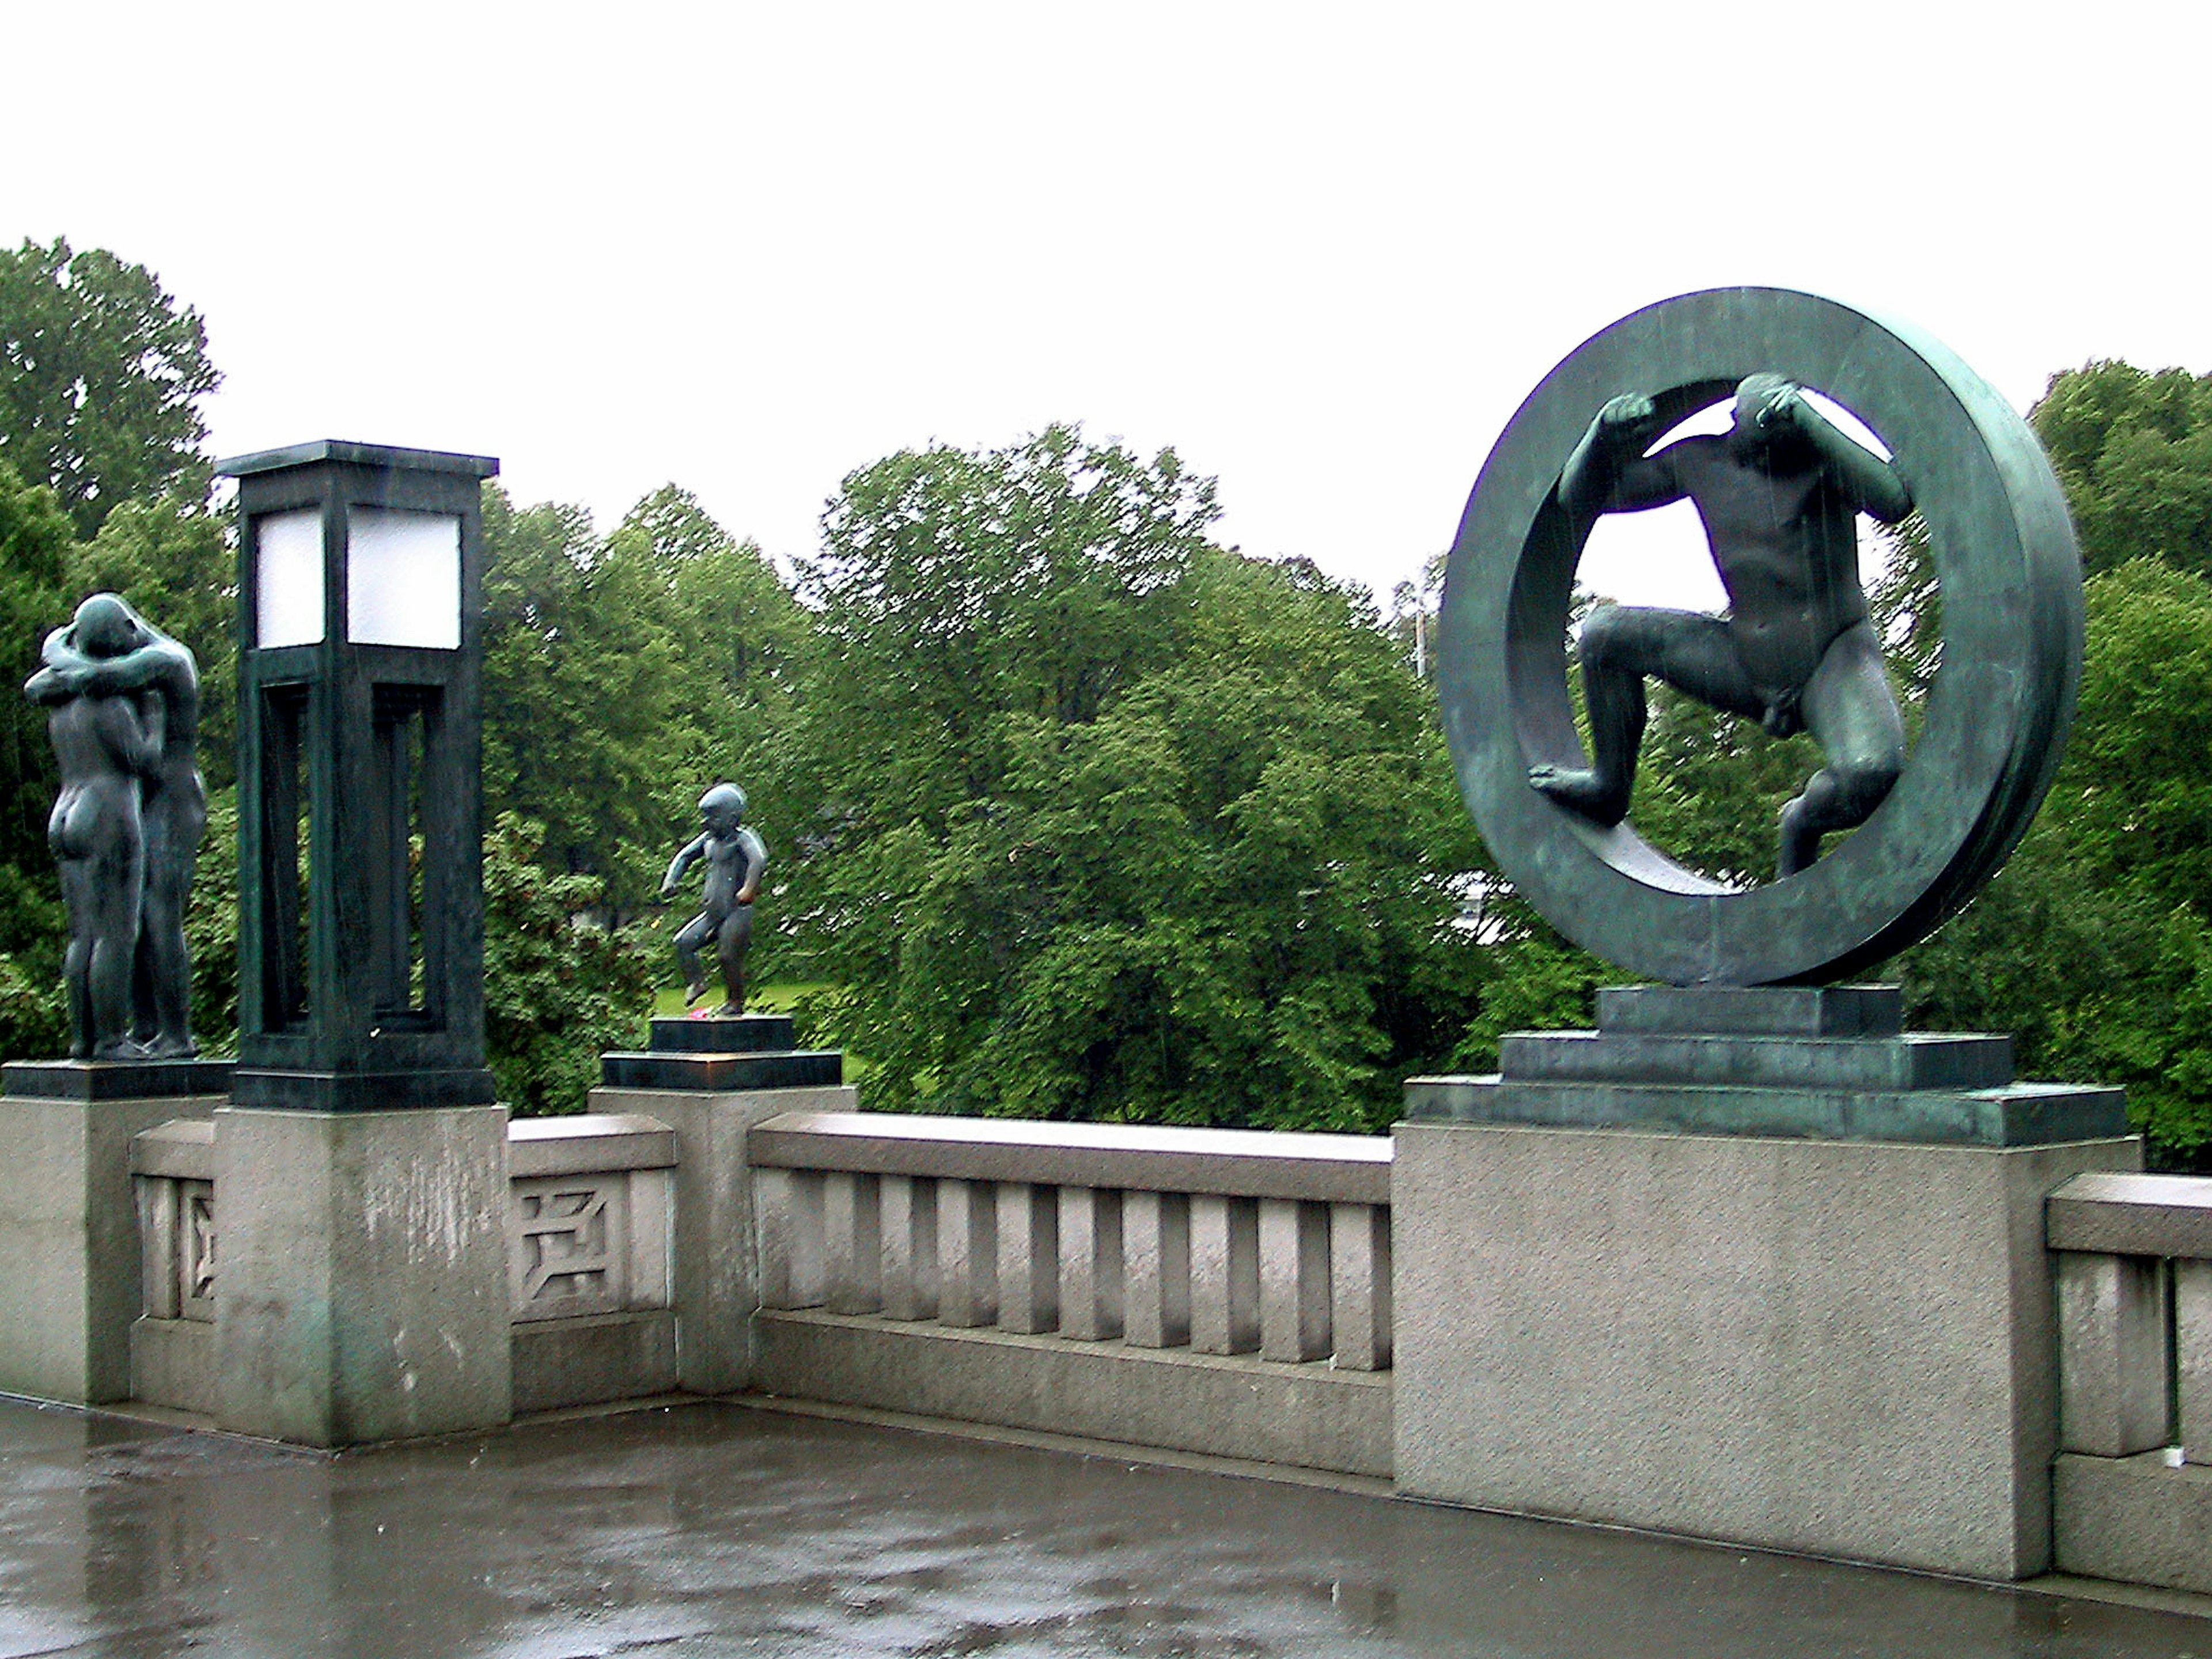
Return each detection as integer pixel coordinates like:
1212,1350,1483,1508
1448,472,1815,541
26,594,206,1060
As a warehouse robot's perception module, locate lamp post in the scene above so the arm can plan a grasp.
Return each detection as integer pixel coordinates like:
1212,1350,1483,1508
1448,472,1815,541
218,441,499,1111
208,440,512,1447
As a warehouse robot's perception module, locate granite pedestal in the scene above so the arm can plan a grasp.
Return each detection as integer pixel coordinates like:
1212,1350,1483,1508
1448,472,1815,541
0,1059,230,1404
1395,986,2137,1580
590,1015,855,1392
214,1101,512,1447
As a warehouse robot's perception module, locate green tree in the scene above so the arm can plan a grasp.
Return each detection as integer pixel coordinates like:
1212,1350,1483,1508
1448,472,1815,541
0,238,219,538
2032,361,2212,580
0,463,74,982
481,484,809,920
482,814,654,1115
781,428,1486,1131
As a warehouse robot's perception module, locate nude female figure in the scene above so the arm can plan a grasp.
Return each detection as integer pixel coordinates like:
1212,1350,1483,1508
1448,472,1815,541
26,596,164,1059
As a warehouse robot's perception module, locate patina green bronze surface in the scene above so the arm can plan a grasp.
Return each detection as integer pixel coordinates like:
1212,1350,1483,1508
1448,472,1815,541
1438,288,2084,985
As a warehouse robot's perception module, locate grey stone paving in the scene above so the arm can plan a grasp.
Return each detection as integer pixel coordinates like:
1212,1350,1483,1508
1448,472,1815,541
0,1396,2202,1657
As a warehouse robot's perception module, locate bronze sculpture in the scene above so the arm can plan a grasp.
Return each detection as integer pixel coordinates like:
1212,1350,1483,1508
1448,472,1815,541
1438,287,2084,986
24,595,209,1059
660,783,767,1017
1529,373,1914,876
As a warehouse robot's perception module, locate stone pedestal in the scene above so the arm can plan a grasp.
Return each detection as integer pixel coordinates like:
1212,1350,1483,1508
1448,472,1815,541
0,1060,230,1404
1395,986,2138,1580
590,1014,855,1392
214,1103,511,1446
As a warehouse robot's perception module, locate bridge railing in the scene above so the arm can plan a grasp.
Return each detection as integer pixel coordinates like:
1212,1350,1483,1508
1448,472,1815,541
749,1110,1393,1371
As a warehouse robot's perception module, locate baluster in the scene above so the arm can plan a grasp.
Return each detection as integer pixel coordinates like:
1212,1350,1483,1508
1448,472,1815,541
1328,1202,1391,1370
880,1175,940,1321
755,1168,826,1310
2056,1250,2171,1456
1058,1186,1123,1341
2178,1259,2212,1464
937,1177,999,1328
1189,1194,1259,1354
1123,1190,1190,1348
823,1171,882,1313
995,1182,1059,1334
1260,1198,1331,1362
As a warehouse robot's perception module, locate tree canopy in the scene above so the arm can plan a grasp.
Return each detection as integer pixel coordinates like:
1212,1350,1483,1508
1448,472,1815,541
0,238,219,539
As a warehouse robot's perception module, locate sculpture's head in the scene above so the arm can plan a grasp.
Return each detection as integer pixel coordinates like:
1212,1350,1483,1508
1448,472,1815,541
700,782,747,834
73,594,140,659
1731,373,1798,441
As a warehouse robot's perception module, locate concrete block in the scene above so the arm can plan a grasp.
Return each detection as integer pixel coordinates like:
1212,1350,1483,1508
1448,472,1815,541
2055,1450,2212,1595
754,1167,825,1310
511,1309,677,1414
1190,1194,1258,1355
130,1316,218,1417
2177,1260,2212,1465
2056,1250,2171,1456
0,1089,224,1404
1057,1186,1123,1342
823,1171,882,1314
1123,1190,1190,1349
2049,1169,2212,1257
593,1080,857,1392
215,1104,512,1447
936,1178,998,1328
995,1183,1058,1334
1259,1198,1330,1362
749,1111,1389,1205
1330,1202,1391,1371
1393,1120,2137,1580
752,1308,1393,1478
880,1175,940,1321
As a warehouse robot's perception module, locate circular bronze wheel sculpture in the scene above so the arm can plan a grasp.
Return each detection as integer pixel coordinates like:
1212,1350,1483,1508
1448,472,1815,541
1437,287,2084,985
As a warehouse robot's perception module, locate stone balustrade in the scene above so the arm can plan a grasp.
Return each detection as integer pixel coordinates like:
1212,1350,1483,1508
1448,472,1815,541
750,1110,1393,1366
745,1110,1395,1475
2048,1169,2212,1592
126,1110,683,1419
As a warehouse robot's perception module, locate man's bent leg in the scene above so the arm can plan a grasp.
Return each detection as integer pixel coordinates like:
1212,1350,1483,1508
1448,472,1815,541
1531,608,1759,825
1778,624,1906,877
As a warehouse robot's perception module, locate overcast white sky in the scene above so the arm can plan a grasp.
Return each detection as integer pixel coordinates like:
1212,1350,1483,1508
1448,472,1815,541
11,2,2211,611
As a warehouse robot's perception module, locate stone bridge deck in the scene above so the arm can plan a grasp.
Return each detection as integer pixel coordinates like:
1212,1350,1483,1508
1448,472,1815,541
0,1396,2202,1658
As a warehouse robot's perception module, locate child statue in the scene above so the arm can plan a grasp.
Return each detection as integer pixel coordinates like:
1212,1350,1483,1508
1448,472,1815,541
660,783,767,1016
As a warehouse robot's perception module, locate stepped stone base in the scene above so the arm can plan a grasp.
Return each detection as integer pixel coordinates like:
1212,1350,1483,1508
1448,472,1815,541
1406,984,2127,1147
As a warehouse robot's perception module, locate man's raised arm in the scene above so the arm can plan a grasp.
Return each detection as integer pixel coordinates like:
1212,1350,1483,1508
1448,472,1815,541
1558,393,1680,520
1763,387,1914,524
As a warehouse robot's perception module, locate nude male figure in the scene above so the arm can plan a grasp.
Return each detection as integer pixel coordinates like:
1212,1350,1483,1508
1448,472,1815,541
28,596,207,1055
660,783,767,1016
1528,374,1915,876
26,596,165,1059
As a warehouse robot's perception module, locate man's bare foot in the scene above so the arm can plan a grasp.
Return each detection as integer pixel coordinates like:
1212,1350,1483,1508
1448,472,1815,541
714,1001,745,1018
1528,764,1629,827
683,978,709,1007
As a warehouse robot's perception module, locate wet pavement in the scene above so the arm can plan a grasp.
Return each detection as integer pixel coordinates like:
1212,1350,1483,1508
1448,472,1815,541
0,1396,2204,1658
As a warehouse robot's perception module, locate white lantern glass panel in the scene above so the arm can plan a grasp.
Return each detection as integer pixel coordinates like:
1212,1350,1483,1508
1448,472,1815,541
255,509,326,648
347,507,461,649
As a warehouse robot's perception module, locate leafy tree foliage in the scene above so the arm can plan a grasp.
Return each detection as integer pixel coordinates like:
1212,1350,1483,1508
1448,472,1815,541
482,814,654,1115
0,238,219,538
775,428,1486,1131
2033,362,2212,580
480,484,808,913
